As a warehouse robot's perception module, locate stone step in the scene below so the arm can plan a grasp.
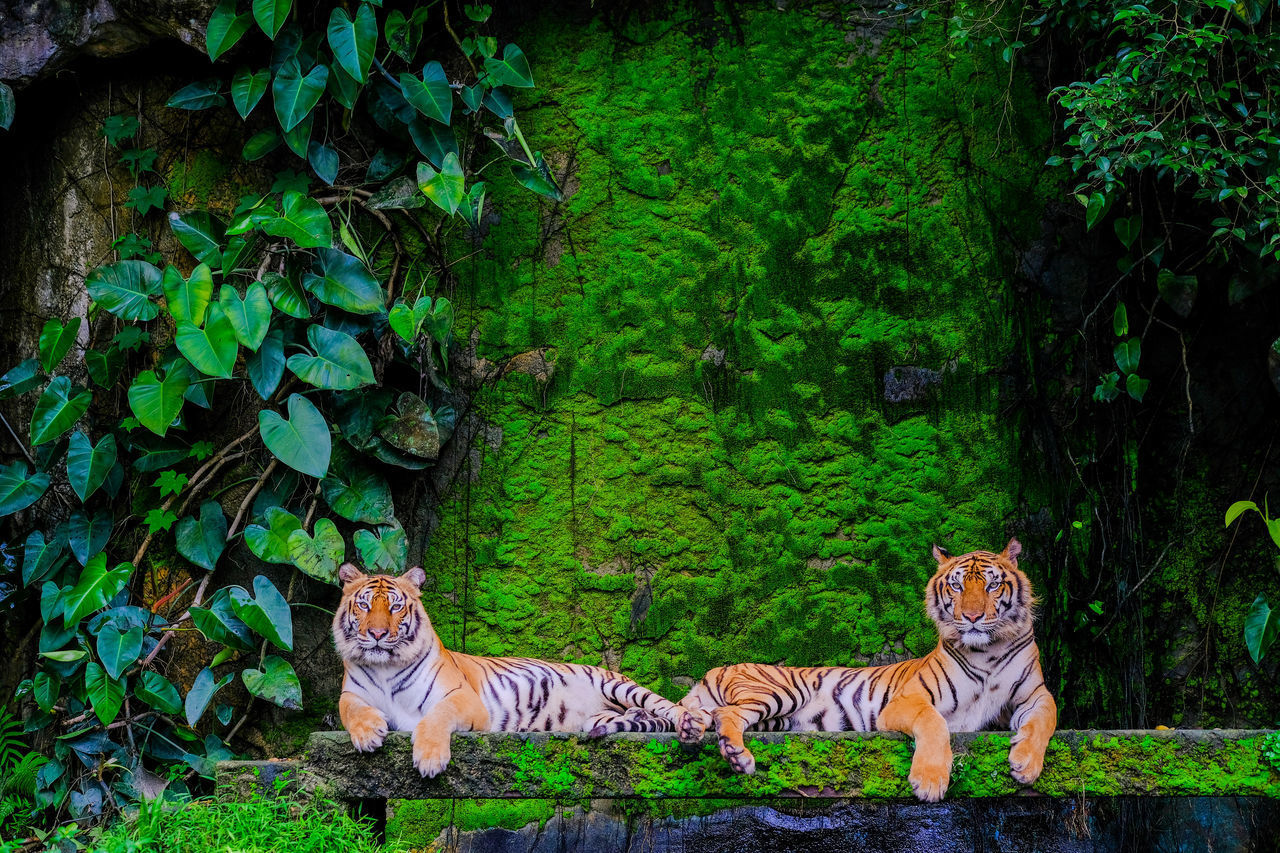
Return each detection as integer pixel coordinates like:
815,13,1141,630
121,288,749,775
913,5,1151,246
215,729,1280,802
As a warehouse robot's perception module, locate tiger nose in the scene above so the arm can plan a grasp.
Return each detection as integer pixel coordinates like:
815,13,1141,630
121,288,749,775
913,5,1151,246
368,628,389,641
962,610,983,624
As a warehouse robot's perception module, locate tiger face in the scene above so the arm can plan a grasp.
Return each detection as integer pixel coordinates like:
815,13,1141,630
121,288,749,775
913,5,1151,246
332,563,432,665
925,539,1033,648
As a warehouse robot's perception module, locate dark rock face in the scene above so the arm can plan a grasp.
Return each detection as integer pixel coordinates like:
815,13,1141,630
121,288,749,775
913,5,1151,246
0,0,214,88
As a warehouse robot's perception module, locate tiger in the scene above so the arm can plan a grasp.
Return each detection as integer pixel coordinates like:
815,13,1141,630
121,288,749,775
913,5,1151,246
332,563,682,777
675,539,1057,802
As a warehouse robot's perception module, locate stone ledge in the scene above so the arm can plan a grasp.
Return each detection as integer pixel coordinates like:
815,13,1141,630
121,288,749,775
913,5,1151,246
216,729,1280,801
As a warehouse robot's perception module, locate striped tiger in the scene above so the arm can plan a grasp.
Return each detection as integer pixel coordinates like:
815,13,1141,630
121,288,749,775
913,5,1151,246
676,539,1057,801
333,563,681,777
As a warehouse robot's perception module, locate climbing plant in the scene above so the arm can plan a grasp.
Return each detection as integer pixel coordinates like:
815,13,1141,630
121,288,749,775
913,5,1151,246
0,0,558,829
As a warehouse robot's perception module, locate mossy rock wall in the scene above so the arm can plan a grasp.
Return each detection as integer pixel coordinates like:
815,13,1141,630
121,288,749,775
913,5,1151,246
421,10,1051,695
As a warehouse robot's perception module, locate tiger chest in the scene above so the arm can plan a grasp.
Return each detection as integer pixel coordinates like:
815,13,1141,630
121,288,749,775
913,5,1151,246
349,660,453,731
941,676,1008,732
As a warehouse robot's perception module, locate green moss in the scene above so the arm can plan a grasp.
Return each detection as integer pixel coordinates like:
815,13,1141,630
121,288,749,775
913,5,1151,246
385,799,559,847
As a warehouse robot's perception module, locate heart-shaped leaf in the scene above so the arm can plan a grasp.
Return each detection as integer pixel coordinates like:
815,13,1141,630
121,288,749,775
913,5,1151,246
484,43,534,88
380,392,440,459
260,191,332,248
400,61,452,125
327,4,377,84
33,671,60,713
423,296,454,347
162,264,214,326
175,500,227,571
287,517,343,582
252,0,292,39
137,671,183,715
23,528,67,587
388,299,420,343
366,177,425,211
1113,215,1140,250
512,157,563,201
190,588,254,651
308,141,338,186
96,624,143,680
128,367,191,436
322,454,392,523
39,317,82,373
245,506,302,563
219,282,272,351
31,376,92,446
205,0,251,61
259,393,331,478
0,461,50,517
66,431,116,503
62,555,133,625
87,261,162,321
327,61,359,109
176,303,238,379
354,523,407,574
248,327,286,400
0,358,42,400
272,58,328,132
243,129,282,161
286,324,375,390
229,575,293,651
85,662,125,725
185,667,234,726
68,509,113,565
167,80,226,110
408,119,459,169
461,182,487,230
416,153,465,215
168,213,226,269
263,272,312,319
1114,337,1141,375
231,66,271,118
282,110,313,157
242,655,302,709
1246,594,1279,664
85,347,124,389
302,248,384,314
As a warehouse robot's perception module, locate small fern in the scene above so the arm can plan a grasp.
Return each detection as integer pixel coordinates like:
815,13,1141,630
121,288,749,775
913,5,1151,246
1,752,46,799
0,708,25,777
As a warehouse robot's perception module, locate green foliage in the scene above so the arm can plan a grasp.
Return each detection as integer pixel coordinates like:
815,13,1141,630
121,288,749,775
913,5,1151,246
1225,499,1280,663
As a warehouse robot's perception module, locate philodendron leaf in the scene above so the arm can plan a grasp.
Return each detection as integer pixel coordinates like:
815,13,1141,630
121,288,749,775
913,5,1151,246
247,327,286,400
167,80,226,110
327,4,377,84
379,392,439,459
354,523,407,574
23,528,67,587
245,506,303,564
260,191,332,248
162,264,215,327
1245,594,1279,664
1114,337,1141,375
205,0,251,61
416,153,465,215
128,367,191,436
303,248,384,314
0,359,42,400
67,509,112,565
85,662,125,725
0,461,50,517
136,671,183,715
286,324,375,390
86,261,162,321
272,58,328,133
483,43,534,88
252,0,292,39
39,317,82,373
185,667,234,726
229,575,293,651
62,555,133,625
219,282,272,351
366,177,426,211
321,454,392,523
175,500,227,571
175,303,238,379
287,517,343,582
67,432,117,502
231,66,271,118
264,272,311,319
190,588,254,651
168,212,226,269
96,624,143,680
401,61,452,125
259,393,332,478
242,655,302,709
31,376,92,446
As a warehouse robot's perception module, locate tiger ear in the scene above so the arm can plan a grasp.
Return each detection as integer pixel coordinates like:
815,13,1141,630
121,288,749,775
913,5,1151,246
403,566,427,589
1002,538,1022,564
931,544,950,564
338,563,365,585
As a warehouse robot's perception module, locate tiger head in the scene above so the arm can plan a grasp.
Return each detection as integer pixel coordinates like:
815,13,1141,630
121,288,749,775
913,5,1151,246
332,563,433,666
925,539,1034,649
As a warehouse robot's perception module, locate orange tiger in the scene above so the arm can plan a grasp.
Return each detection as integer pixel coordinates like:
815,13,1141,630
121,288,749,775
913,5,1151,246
676,539,1057,801
333,564,682,777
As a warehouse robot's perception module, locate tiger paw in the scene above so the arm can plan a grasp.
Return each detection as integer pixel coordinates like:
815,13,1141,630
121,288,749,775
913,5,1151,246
718,736,757,774
347,712,388,752
677,709,710,744
1008,738,1044,785
412,736,451,778
908,757,950,802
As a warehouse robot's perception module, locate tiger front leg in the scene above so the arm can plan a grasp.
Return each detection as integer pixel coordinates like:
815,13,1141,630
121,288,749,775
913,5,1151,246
339,691,389,753
676,706,714,744
711,704,767,774
411,690,490,778
1008,687,1057,785
881,697,953,802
